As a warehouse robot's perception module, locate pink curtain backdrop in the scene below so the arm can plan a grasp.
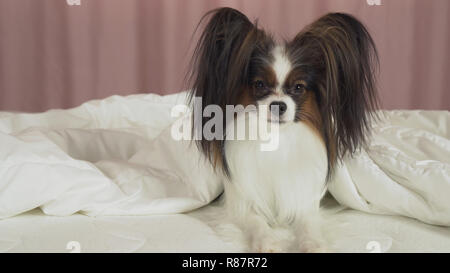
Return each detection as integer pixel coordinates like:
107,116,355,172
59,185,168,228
0,0,449,112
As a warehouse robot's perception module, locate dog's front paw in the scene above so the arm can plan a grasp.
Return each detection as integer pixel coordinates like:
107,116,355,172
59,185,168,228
298,238,330,253
250,228,295,253
252,237,285,253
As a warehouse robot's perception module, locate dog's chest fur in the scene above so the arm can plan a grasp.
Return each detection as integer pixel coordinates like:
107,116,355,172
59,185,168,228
224,119,328,225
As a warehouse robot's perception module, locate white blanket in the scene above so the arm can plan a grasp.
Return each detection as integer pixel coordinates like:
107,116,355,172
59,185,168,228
0,92,449,227
329,110,450,226
0,93,221,218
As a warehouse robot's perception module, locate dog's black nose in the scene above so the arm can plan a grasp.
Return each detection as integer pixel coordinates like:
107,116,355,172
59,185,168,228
269,101,287,115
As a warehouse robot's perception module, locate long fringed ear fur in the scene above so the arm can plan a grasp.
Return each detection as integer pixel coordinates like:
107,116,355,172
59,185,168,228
186,7,264,175
288,13,379,178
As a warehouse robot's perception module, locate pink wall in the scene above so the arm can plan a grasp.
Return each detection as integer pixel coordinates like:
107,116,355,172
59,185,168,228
0,0,449,112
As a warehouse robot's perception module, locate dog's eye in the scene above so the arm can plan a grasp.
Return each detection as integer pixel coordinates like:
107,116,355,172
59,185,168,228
295,83,305,91
290,83,306,95
253,80,265,89
253,80,271,98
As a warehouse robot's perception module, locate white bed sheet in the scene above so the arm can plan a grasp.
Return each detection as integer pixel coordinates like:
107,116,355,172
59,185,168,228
1,195,449,253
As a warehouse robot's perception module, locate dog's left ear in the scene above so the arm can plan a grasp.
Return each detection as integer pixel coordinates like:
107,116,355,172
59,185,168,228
289,13,379,171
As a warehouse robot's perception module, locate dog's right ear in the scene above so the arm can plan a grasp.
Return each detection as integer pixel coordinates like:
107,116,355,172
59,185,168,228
186,8,257,171
187,7,255,106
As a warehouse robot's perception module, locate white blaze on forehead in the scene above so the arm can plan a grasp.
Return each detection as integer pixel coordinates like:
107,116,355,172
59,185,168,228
271,46,291,94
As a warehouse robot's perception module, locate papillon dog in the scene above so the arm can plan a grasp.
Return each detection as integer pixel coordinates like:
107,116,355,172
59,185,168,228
186,7,378,252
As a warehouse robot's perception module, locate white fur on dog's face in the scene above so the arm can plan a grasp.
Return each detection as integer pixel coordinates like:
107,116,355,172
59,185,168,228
271,46,292,92
256,46,297,123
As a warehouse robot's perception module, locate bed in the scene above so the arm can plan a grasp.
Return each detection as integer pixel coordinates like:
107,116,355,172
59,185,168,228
0,92,449,253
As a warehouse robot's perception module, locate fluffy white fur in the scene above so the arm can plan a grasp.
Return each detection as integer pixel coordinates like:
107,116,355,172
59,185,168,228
224,111,328,252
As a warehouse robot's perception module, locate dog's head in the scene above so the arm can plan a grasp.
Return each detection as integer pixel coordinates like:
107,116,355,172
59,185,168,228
187,7,379,178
